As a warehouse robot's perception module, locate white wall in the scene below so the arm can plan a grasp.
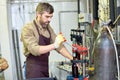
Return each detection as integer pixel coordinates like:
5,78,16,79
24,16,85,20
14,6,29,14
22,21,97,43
0,0,17,80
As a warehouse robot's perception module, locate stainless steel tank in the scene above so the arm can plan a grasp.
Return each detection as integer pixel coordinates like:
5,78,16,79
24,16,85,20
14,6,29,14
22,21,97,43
93,28,117,80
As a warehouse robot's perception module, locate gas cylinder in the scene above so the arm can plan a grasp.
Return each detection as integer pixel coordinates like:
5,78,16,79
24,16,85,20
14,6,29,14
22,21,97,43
93,27,117,80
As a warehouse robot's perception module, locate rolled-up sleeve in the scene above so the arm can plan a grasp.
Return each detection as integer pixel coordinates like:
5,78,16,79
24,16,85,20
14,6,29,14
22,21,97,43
21,23,40,56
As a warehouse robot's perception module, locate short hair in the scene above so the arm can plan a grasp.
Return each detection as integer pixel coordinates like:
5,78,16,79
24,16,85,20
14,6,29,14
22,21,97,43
36,2,54,14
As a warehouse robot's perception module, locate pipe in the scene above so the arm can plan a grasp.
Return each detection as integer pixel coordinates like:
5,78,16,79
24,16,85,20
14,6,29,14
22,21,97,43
109,0,116,22
12,29,23,80
77,0,80,28
109,0,117,40
8,0,77,4
93,0,99,20
86,0,90,13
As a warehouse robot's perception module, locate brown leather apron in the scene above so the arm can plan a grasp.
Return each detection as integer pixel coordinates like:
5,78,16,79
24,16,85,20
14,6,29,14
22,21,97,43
26,20,51,79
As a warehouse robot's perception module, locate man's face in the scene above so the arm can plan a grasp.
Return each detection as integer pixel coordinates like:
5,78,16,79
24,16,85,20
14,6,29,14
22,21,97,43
37,11,53,28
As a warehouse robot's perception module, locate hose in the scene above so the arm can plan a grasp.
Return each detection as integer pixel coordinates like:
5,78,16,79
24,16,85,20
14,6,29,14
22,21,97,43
113,14,120,25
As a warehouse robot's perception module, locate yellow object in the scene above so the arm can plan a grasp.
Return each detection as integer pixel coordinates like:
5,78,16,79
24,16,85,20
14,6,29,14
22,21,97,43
54,33,65,48
88,67,94,71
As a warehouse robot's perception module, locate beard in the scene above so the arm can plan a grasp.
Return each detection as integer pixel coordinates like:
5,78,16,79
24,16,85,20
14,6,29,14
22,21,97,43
42,24,48,28
40,21,50,29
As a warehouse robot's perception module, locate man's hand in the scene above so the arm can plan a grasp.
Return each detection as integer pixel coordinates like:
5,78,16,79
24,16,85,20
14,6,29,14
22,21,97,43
54,33,66,48
0,58,9,71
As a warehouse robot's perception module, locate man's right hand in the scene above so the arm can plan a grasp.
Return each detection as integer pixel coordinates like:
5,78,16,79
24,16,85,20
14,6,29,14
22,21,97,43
54,33,66,48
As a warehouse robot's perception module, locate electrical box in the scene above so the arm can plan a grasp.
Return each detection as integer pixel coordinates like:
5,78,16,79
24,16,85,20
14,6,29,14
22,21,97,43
79,13,91,23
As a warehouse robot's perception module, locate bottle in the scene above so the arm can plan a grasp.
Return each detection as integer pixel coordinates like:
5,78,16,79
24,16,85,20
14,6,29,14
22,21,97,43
72,63,79,78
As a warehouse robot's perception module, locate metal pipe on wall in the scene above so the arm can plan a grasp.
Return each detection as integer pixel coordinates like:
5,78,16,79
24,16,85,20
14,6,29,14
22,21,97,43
12,29,23,80
77,0,80,28
86,0,90,13
109,0,116,22
8,0,77,4
109,0,117,40
93,0,99,20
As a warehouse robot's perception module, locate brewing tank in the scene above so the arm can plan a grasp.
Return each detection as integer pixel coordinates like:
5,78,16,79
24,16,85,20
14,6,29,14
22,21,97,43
93,28,117,80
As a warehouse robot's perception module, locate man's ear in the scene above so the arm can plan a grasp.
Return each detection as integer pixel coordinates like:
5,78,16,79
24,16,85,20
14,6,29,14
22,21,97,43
37,12,42,18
